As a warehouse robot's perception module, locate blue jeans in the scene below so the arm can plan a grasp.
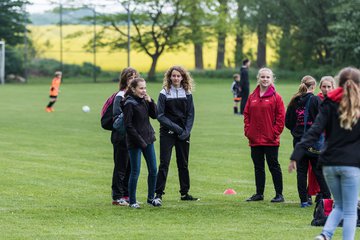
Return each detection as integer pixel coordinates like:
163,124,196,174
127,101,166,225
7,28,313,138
128,143,157,205
321,166,360,240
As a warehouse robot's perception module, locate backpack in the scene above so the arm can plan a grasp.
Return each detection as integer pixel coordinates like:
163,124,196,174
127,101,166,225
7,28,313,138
112,97,138,136
100,92,118,131
311,199,333,226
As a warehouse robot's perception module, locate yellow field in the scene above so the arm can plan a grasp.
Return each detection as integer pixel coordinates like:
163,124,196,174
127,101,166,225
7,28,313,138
29,25,278,72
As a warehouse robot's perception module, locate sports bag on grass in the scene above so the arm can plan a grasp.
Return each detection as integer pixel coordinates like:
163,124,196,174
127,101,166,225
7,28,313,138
311,198,333,226
100,92,118,131
303,96,325,158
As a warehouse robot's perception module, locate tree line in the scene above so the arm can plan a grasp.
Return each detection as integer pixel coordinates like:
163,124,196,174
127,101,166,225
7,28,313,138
1,0,360,80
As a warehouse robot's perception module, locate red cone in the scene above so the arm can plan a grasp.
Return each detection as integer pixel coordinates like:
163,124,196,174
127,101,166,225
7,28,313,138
223,188,236,195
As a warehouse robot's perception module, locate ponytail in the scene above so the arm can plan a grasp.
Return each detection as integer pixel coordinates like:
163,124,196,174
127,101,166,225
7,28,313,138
288,75,316,107
337,67,360,130
339,80,360,130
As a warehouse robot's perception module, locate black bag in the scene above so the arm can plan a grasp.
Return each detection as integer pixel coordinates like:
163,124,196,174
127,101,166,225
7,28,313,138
303,96,325,158
100,92,118,131
311,199,333,226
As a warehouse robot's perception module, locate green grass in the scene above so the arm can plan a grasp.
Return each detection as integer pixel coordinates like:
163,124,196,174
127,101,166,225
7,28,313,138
0,78,356,239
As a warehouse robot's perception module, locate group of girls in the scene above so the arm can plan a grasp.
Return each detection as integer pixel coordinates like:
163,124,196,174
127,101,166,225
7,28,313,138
244,67,360,240
110,66,198,209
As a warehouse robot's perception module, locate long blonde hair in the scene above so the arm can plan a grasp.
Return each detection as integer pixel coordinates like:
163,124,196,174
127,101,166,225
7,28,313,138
288,75,316,107
163,66,194,92
337,67,360,130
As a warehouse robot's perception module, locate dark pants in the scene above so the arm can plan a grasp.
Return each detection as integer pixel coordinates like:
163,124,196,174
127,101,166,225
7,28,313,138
111,137,130,200
250,146,283,195
156,132,190,196
293,138,331,202
240,88,249,114
128,143,157,204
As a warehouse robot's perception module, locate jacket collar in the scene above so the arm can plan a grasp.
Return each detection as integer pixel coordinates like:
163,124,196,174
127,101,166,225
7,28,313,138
255,84,276,97
327,87,343,103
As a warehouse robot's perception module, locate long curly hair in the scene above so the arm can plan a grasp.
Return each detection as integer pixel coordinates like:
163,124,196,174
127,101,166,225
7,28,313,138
163,66,194,92
337,67,360,130
119,67,139,91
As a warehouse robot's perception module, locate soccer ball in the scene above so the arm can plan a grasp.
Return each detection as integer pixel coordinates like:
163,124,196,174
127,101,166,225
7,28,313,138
82,105,90,113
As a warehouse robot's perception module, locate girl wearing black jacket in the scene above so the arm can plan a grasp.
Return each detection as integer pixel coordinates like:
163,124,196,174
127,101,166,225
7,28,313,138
285,76,330,207
123,78,160,209
289,67,360,240
154,66,198,203
111,67,138,206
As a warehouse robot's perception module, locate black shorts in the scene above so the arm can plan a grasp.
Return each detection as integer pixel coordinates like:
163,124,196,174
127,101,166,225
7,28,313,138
49,95,58,99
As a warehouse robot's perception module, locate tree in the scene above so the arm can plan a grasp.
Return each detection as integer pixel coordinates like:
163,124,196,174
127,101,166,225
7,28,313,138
234,0,246,68
215,0,229,69
327,1,360,66
95,0,189,80
0,0,29,46
0,0,30,77
186,0,207,70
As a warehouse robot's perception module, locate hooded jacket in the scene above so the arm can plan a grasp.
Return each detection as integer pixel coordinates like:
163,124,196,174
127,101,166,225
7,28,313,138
285,93,321,140
244,84,285,146
123,94,157,149
291,87,360,168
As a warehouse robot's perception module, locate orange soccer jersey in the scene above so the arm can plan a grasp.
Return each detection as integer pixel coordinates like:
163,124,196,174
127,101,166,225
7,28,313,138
49,77,61,96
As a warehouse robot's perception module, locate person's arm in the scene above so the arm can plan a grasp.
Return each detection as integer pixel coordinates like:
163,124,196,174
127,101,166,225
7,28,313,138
113,95,123,118
273,94,285,138
178,94,195,140
309,95,321,120
157,93,183,134
123,103,147,149
243,95,251,137
285,104,295,131
147,98,158,119
289,103,329,172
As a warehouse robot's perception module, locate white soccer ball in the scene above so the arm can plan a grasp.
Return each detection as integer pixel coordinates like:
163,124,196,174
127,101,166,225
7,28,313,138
82,105,90,113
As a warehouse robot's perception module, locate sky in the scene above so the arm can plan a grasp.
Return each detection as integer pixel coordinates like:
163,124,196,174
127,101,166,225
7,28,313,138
27,0,119,14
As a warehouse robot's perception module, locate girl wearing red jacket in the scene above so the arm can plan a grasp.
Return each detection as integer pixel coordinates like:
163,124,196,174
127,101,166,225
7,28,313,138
244,68,286,203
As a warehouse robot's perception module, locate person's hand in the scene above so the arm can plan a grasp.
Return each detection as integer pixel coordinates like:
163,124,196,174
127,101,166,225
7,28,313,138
178,130,189,141
144,93,152,102
288,160,297,173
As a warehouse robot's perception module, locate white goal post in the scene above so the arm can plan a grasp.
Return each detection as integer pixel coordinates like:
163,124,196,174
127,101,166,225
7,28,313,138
0,41,5,85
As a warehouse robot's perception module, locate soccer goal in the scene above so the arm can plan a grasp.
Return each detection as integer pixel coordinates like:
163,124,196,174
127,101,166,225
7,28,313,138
0,41,5,85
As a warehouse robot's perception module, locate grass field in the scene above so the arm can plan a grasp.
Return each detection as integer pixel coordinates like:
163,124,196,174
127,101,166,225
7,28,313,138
0,78,357,239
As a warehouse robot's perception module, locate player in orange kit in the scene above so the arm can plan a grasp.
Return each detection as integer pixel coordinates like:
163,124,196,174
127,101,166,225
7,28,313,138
45,71,62,112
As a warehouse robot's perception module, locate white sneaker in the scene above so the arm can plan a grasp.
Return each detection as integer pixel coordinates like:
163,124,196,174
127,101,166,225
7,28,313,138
129,203,141,209
314,234,329,240
112,198,129,206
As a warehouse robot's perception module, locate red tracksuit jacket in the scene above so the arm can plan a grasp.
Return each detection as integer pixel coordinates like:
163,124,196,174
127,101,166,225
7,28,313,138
244,84,285,147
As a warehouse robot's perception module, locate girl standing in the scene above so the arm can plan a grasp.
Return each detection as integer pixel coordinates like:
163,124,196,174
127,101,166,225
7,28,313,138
307,76,336,201
318,76,336,100
154,66,198,203
289,67,360,240
285,76,330,207
123,78,160,208
244,68,285,203
111,67,138,206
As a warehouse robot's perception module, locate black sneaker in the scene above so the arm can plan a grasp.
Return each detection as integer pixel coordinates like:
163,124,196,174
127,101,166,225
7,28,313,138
147,198,162,207
181,194,199,201
270,194,284,203
246,194,264,202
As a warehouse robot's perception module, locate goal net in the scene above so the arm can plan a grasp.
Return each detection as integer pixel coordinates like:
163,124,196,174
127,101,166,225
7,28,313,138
0,41,4,85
